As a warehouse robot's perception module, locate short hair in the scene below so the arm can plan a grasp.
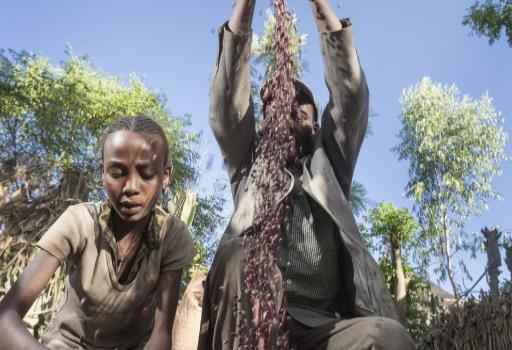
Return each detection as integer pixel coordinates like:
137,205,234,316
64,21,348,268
260,78,318,122
101,115,170,167
262,93,318,122
295,90,318,122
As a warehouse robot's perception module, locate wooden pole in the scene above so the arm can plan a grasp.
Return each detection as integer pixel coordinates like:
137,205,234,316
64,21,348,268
482,227,502,304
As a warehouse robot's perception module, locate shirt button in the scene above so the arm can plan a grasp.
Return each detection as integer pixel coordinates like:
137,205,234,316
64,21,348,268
286,279,292,285
287,262,291,267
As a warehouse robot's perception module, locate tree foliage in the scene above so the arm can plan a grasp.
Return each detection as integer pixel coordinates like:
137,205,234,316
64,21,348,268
0,48,197,191
393,77,510,298
364,201,418,252
348,180,370,217
463,0,512,47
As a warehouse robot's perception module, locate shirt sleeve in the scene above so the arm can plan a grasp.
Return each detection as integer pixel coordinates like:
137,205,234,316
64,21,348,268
37,204,87,265
319,18,369,199
210,22,256,197
160,215,196,272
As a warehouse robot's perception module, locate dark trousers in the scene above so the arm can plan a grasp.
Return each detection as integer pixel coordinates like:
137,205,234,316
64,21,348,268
198,235,414,350
287,316,415,350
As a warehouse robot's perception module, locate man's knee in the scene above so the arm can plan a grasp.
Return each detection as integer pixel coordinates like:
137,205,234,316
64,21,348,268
363,317,415,350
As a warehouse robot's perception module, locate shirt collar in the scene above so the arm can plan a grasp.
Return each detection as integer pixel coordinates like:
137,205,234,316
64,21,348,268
98,200,164,253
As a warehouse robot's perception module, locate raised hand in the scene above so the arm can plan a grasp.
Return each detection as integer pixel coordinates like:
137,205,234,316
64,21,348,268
309,0,343,32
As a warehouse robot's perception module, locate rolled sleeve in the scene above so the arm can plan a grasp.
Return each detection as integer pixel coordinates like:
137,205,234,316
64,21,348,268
37,205,86,265
160,216,196,272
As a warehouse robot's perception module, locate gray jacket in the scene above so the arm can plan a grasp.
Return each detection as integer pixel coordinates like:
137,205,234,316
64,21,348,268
206,20,398,342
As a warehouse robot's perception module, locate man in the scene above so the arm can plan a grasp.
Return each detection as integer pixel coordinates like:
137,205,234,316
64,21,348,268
199,0,415,349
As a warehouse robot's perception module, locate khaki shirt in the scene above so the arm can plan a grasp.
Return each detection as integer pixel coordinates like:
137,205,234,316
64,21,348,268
37,202,196,350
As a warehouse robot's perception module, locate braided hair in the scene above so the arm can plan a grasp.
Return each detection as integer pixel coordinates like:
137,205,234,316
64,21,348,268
101,115,171,168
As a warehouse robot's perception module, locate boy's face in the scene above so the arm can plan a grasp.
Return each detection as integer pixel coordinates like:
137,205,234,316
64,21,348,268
263,92,318,156
292,102,317,151
102,130,171,225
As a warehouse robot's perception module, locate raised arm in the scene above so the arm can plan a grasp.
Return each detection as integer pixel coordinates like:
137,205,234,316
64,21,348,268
228,0,256,35
210,0,257,197
0,251,59,350
310,0,369,198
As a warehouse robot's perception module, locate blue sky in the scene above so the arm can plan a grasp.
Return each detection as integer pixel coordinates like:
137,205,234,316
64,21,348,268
1,0,511,295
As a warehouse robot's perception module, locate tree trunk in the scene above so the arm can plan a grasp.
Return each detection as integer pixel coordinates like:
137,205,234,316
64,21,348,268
442,207,460,302
482,227,501,305
390,243,407,325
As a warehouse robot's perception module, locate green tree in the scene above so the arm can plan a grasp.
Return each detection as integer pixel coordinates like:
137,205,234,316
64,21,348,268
463,0,512,47
0,48,224,335
377,257,431,343
393,77,510,300
364,201,418,324
348,180,370,217
0,48,196,189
